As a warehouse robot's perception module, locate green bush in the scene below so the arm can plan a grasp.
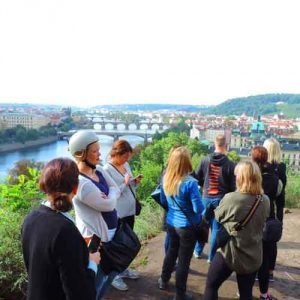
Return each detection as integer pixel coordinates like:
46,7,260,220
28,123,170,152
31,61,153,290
0,209,27,299
285,174,300,208
0,172,42,299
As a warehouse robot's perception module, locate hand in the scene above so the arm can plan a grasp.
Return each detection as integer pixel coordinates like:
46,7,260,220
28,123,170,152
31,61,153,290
124,173,131,185
89,251,101,265
100,192,108,199
134,175,143,184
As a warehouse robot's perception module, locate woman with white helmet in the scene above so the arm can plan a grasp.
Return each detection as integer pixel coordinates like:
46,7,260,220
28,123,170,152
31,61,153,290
69,130,121,300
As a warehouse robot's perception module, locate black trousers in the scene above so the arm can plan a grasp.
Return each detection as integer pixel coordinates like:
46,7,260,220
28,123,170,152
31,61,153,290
161,225,196,297
203,252,257,300
257,241,277,293
121,215,135,230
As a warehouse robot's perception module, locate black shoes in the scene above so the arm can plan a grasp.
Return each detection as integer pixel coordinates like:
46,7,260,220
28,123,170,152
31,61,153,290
173,292,193,300
158,277,168,290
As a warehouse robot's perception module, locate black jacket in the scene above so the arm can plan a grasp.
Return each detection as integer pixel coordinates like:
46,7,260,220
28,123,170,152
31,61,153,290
261,163,281,219
194,152,236,197
22,205,96,300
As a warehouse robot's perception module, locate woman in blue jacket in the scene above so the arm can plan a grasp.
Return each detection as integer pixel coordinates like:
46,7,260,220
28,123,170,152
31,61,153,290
158,146,204,300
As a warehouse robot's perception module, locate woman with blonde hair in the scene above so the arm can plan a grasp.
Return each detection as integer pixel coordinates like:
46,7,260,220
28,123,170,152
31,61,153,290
263,138,286,222
263,138,287,283
158,146,204,300
203,161,270,300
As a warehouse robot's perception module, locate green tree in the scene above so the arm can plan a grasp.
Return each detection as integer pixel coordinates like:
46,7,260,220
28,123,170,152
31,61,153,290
227,150,241,163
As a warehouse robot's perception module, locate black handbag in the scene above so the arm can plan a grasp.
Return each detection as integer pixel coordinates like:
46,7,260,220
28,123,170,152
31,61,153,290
216,194,263,249
263,218,282,242
150,184,161,203
100,220,141,275
150,184,169,211
171,196,209,243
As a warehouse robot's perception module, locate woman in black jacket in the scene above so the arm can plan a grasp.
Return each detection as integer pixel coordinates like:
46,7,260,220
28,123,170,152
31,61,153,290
22,158,100,300
252,146,278,300
263,138,286,280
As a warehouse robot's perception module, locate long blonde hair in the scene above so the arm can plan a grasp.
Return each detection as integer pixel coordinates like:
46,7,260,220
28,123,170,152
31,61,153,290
163,146,192,196
235,160,263,195
263,138,282,163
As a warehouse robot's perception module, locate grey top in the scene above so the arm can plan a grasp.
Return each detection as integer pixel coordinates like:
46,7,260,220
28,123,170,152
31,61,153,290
103,162,137,218
215,192,270,274
72,166,121,242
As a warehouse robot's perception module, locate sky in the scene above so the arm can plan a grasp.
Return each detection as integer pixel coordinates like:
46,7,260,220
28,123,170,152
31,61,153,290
1,0,300,108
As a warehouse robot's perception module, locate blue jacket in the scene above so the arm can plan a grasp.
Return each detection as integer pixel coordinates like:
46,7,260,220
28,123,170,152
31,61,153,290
160,175,204,227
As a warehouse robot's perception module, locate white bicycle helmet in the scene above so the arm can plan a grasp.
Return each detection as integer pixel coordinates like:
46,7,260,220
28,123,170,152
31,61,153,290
68,130,99,158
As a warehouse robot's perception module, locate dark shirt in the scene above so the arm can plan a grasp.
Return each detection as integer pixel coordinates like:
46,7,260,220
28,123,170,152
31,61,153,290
194,152,236,197
80,170,118,229
21,205,96,300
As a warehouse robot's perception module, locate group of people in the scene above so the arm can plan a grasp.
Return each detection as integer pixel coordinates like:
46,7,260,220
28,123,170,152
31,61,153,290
21,130,286,300
22,131,142,300
158,135,286,300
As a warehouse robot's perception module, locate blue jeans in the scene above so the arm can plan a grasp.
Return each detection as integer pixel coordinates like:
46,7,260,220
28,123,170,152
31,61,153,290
194,196,222,262
95,265,118,300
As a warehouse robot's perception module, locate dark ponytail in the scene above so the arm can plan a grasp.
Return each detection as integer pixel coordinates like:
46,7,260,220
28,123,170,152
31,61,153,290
39,158,79,212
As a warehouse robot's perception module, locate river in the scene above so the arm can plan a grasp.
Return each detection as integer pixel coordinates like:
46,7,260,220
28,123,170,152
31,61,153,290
0,135,144,181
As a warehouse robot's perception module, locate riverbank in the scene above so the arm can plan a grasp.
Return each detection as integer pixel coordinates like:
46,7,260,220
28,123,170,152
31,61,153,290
0,136,58,153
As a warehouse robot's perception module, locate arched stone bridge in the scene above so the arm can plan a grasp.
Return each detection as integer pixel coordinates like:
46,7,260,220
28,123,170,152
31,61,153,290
86,115,170,130
58,127,166,143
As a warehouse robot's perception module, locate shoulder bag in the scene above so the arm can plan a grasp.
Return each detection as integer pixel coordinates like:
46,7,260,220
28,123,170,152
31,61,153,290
171,196,209,243
263,218,282,242
100,220,141,275
216,194,263,248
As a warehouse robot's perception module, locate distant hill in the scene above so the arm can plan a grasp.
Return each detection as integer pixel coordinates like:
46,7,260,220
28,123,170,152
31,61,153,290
208,94,300,117
94,104,211,113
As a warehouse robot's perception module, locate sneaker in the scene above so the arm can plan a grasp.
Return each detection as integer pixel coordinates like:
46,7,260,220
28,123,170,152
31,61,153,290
158,277,168,290
120,268,139,279
260,293,274,300
207,259,211,264
193,251,202,259
111,275,128,291
269,273,275,282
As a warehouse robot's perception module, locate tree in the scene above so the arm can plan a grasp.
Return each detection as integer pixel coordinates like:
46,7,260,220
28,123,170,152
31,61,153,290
227,151,241,163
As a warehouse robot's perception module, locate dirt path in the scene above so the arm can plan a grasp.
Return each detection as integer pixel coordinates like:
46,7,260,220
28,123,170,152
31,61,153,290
104,209,300,300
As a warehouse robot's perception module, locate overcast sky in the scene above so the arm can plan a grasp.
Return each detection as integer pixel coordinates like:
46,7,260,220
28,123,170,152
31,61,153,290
0,0,300,107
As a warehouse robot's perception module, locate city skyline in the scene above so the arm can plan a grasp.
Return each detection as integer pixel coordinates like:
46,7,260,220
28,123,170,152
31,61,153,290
1,1,300,108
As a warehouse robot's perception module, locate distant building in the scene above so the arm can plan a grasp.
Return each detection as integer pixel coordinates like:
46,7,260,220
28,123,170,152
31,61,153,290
0,113,50,129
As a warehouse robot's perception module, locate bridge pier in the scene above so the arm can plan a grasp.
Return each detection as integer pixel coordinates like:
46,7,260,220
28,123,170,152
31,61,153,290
113,134,119,142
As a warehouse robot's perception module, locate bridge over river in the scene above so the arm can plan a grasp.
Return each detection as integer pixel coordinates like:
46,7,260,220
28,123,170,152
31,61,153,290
58,127,166,143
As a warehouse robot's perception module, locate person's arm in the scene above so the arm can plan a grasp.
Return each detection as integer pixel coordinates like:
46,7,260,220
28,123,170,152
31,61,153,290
228,162,236,192
214,194,233,224
78,181,116,212
194,159,205,187
55,223,96,300
101,168,121,200
189,180,204,215
279,163,287,188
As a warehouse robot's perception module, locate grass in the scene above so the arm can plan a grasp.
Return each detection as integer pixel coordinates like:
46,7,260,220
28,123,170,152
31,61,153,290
285,174,300,208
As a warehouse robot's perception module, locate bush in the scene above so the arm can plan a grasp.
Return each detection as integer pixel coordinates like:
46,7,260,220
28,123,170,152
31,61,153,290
285,174,300,208
0,210,27,300
0,172,42,299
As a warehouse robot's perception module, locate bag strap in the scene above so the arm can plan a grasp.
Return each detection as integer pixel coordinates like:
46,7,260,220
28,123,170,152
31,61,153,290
108,162,137,200
234,195,263,231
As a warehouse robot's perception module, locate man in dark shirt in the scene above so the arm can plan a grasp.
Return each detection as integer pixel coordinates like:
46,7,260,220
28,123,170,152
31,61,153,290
193,134,236,262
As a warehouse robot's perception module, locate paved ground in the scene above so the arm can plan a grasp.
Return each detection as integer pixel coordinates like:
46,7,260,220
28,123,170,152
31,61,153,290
104,209,300,300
